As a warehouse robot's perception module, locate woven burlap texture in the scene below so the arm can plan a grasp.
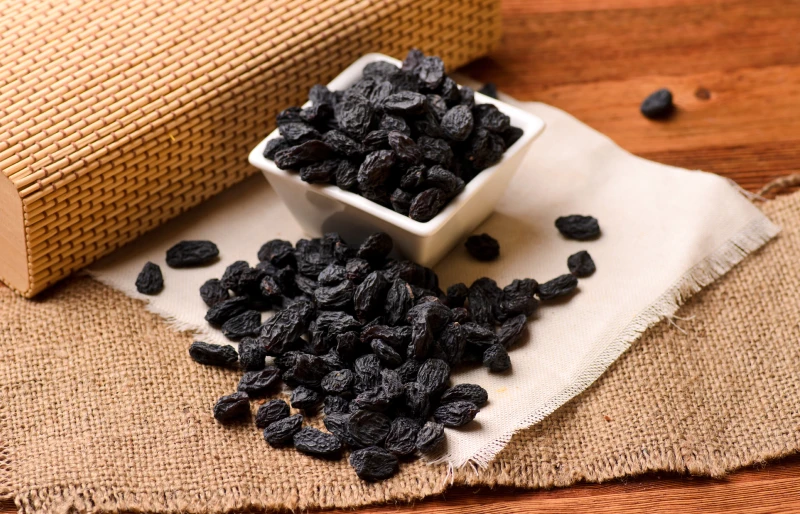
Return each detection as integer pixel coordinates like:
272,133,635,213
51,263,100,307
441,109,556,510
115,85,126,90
1,191,799,514
0,0,501,297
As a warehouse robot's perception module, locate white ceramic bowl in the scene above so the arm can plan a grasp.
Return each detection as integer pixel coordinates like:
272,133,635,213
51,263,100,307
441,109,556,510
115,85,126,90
249,53,545,267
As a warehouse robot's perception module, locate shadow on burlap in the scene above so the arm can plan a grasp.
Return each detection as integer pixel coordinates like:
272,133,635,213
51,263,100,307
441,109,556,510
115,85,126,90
1,192,799,514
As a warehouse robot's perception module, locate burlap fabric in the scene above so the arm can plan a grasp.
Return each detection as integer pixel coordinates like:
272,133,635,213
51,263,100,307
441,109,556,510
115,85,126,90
1,191,799,513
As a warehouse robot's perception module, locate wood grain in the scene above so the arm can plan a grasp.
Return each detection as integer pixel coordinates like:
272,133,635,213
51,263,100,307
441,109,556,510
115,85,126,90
2,0,800,512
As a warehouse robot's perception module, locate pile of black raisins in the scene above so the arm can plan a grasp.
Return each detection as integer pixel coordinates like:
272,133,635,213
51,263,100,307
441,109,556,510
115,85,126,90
181,224,601,482
263,49,524,223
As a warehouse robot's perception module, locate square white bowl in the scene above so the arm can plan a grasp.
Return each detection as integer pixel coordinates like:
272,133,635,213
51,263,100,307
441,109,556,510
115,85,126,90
248,53,545,267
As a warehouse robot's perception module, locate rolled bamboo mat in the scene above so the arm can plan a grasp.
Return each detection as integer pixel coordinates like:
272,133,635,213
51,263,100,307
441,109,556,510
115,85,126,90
0,0,501,297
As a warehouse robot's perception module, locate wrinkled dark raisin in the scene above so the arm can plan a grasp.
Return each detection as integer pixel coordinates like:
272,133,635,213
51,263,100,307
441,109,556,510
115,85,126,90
426,94,448,121
433,322,466,366
321,369,355,397
213,391,250,423
416,359,451,394
318,263,347,286
189,341,239,368
370,339,403,367
333,160,358,191
473,104,510,134
357,150,395,193
415,421,444,453
483,344,511,372
381,369,404,400
205,296,250,326
221,310,262,340
403,382,430,419
417,136,453,168
396,358,421,384
282,353,328,388
465,234,499,261
238,337,267,371
402,48,425,73
459,86,475,108
264,414,303,446
450,307,471,324
409,188,446,222
263,137,290,160
135,262,163,295
357,232,393,263
382,91,426,115
354,271,390,320
446,283,468,307
323,130,364,157
462,322,498,348
555,215,600,240
199,278,229,307
314,280,355,310
353,387,391,412
257,239,295,268
466,128,505,171
354,353,383,393
424,166,464,198
274,140,333,169
538,274,579,301
309,84,336,106
238,367,281,397
568,250,596,277
291,385,322,411
336,93,374,139
348,409,391,447
478,82,498,99
641,88,674,119
277,106,303,125
350,446,398,481
416,56,445,90
497,314,528,349
385,278,414,326
502,126,524,147
260,307,308,355
384,418,420,456
387,131,422,164
440,383,488,407
379,113,410,134
434,400,479,427
323,395,351,415
500,278,539,317
299,159,338,184
166,240,219,268
390,188,413,215
255,399,290,429
468,278,502,325
440,104,474,142
279,122,321,144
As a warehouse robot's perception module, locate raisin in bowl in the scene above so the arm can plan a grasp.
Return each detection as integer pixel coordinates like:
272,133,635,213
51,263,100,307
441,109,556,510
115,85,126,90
249,53,545,268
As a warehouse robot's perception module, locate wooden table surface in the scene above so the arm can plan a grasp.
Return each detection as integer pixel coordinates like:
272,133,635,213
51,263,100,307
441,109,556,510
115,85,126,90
2,0,799,512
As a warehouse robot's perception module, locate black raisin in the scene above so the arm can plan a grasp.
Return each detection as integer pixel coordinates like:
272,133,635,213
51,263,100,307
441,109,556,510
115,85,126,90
213,391,250,423
314,280,355,310
318,263,347,286
238,367,281,397
416,56,445,90
238,336,267,371
500,278,539,317
417,359,450,394
446,283,469,307
357,150,395,192
255,399,290,429
434,322,466,366
483,344,511,372
473,104,510,134
199,278,229,307
277,106,303,125
459,86,475,108
384,418,420,456
568,250,596,277
135,261,163,295
290,385,322,411
417,136,453,168
555,215,600,240
189,341,239,368
322,130,365,157
309,84,336,106
403,382,430,419
282,353,328,388
336,93,374,139
166,240,219,268
205,296,250,326
363,60,400,81
385,278,414,326
274,140,333,169
260,307,308,355
381,368,404,400
354,271,390,320
450,307,471,324
264,137,290,160
501,126,524,147
497,314,528,349
363,130,390,152
402,48,425,73
390,188,414,215
538,274,579,300
357,232,393,263
299,159,338,183
321,369,355,397
409,188,446,222
344,258,371,284
423,166,464,198
353,387,391,412
382,91,427,115
221,310,262,340
426,94,448,121
350,446,398,481
415,421,445,453
323,395,351,415
264,414,303,446
354,353,382,393
370,339,403,367
440,104,474,142
333,160,358,191
466,128,505,171
462,322,498,348
257,239,295,268
347,409,391,447
396,359,421,383
440,383,488,407
465,234,500,261
640,88,674,119
380,113,410,134
434,401,479,427
387,131,422,164
279,122,321,144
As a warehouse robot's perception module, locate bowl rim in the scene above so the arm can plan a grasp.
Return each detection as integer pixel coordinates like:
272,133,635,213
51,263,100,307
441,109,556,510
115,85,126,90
249,52,546,238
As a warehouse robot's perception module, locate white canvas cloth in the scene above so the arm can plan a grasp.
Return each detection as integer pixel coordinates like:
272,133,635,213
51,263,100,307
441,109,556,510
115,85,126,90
89,101,779,470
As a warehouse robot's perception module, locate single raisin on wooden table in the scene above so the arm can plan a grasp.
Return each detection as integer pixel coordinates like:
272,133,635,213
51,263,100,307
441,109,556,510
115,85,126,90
264,49,524,223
